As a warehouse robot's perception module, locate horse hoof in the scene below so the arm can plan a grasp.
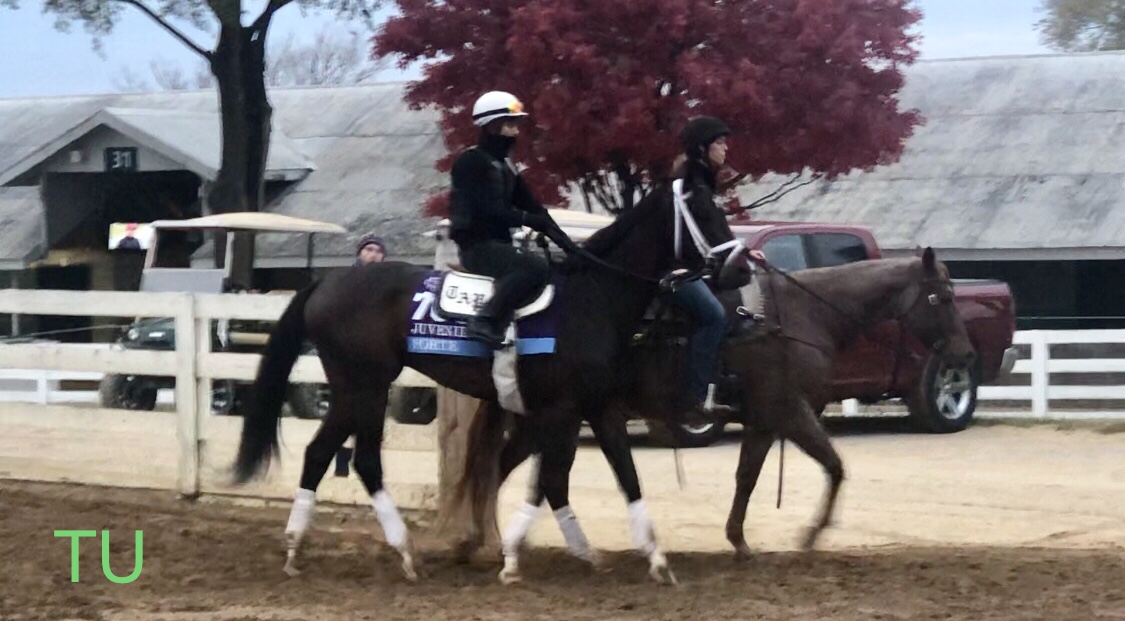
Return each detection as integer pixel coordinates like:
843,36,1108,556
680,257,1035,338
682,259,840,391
648,553,678,586
649,563,678,586
499,568,523,586
587,550,611,574
282,562,301,578
800,527,820,552
453,539,479,564
732,542,753,561
401,557,419,582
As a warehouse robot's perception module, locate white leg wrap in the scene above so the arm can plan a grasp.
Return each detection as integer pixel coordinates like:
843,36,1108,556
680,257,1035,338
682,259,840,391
553,506,593,561
371,490,408,550
502,501,541,557
285,488,316,534
627,499,657,556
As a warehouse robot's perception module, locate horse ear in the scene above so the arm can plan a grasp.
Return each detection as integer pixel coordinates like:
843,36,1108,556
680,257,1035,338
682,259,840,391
922,246,936,273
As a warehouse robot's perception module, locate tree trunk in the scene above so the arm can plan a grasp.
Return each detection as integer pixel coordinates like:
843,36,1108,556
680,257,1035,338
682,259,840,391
206,20,273,289
614,158,638,212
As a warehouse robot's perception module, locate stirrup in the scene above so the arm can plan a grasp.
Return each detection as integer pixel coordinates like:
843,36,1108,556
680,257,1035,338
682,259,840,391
703,384,734,414
735,306,765,322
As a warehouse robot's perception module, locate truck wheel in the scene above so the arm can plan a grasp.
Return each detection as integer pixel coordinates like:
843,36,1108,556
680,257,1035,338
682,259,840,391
388,386,437,425
288,383,331,420
906,355,979,433
98,374,158,411
644,410,727,448
211,380,241,416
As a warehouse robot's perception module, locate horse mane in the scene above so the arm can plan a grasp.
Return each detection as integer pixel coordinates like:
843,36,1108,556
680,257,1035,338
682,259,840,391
758,257,924,325
791,257,921,289
580,187,667,258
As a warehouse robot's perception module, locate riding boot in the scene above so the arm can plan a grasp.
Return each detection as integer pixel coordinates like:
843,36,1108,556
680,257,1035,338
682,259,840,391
466,313,506,350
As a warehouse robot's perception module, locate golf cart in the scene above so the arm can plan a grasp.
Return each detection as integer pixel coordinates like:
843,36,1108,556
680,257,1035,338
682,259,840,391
98,212,346,418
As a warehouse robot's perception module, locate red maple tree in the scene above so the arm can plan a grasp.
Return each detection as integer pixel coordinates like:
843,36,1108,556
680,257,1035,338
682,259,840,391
375,0,923,217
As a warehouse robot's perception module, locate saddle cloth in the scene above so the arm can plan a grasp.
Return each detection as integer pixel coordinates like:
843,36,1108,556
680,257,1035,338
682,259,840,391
406,270,563,359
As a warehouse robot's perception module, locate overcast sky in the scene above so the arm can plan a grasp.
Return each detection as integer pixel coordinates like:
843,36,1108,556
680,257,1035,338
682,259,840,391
0,0,1052,99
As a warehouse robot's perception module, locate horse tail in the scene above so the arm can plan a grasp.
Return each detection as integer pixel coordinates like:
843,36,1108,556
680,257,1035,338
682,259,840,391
233,281,319,484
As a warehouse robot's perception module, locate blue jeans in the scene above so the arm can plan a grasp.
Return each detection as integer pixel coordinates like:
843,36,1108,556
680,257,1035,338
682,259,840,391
666,279,726,404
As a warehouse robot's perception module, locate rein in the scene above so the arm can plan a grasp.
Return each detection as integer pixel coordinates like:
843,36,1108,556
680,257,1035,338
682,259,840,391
539,180,746,288
749,259,945,363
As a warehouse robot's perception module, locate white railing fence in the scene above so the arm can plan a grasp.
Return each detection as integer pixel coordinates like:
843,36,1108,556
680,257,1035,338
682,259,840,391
0,289,436,503
977,329,1125,418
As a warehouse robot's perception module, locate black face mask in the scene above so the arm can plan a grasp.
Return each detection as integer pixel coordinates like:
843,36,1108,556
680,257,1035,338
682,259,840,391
479,131,516,159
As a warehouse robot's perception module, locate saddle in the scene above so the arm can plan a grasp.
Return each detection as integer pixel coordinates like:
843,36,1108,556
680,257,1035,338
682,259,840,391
433,268,555,322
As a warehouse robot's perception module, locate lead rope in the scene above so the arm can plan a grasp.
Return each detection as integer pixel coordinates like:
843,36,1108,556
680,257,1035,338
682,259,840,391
766,269,788,510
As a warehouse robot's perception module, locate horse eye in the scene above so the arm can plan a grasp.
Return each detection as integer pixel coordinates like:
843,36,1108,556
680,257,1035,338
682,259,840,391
928,293,939,306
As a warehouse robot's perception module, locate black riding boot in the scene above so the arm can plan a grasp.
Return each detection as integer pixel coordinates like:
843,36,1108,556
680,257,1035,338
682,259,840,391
463,306,508,348
466,312,506,350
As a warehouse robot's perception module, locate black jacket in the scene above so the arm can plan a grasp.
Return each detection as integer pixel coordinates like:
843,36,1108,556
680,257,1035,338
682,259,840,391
449,134,547,247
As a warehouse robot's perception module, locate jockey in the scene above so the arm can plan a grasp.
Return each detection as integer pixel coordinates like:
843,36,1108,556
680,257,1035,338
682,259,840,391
449,90,568,349
668,116,763,412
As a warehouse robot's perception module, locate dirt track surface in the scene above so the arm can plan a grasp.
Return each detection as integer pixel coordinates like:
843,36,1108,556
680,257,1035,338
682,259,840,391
2,424,1124,621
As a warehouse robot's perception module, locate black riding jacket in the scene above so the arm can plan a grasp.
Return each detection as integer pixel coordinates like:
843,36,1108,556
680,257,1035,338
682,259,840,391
449,133,548,247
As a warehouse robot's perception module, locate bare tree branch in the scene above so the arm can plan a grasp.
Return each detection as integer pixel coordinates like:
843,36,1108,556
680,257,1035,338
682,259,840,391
119,0,211,59
251,0,295,37
730,172,823,216
118,25,381,92
266,26,388,86
580,182,594,214
111,65,151,92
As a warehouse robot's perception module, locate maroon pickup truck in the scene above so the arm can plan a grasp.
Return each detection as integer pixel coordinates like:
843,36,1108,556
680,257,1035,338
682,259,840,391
644,221,1018,448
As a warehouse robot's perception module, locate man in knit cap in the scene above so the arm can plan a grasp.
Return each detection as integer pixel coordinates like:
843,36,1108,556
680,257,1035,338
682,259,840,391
335,231,388,477
354,233,386,266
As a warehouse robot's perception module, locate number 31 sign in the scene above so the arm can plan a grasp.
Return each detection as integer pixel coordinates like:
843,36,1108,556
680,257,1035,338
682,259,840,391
104,147,138,172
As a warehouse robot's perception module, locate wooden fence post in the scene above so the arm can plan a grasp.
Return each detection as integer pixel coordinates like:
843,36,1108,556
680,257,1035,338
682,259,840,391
432,221,501,551
175,293,200,498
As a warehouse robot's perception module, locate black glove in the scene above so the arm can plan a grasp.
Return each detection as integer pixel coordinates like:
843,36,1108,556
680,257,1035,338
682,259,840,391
548,228,582,256
557,252,584,275
522,212,554,233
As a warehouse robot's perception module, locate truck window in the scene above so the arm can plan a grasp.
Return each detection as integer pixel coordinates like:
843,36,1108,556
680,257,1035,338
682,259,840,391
761,235,808,272
807,233,868,268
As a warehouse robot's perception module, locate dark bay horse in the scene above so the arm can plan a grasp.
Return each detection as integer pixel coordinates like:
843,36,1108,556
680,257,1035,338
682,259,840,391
230,184,742,585
469,248,975,559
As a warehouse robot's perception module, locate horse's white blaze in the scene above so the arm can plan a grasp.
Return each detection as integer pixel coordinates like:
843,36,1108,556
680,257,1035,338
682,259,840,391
502,501,541,557
371,490,408,550
553,506,593,561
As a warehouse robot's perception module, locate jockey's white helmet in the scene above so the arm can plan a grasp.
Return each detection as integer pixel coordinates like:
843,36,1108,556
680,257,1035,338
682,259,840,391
472,91,528,127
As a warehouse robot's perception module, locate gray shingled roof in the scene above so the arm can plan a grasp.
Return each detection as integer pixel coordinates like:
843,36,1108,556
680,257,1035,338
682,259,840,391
0,83,445,265
738,51,1125,254
0,107,313,186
